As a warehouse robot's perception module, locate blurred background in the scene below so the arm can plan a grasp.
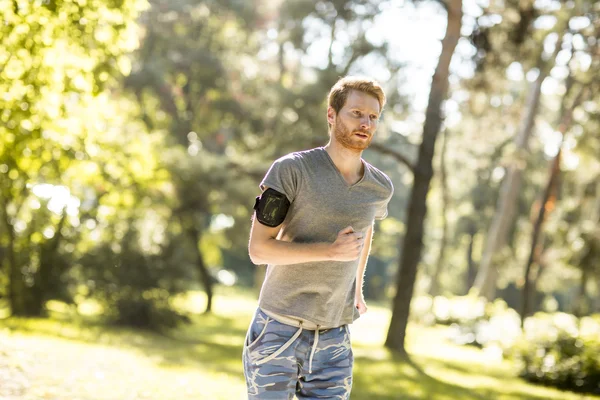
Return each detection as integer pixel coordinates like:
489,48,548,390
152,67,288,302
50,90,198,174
1,0,599,399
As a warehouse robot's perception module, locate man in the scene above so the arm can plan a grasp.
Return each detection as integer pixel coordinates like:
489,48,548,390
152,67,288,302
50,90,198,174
244,76,394,399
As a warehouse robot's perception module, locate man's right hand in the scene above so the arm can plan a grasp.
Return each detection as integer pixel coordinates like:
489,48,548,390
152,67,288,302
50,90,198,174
328,226,365,261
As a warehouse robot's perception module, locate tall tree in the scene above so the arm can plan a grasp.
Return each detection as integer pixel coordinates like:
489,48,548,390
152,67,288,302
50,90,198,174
520,79,590,324
472,26,567,300
0,0,147,316
385,0,462,355
124,0,263,311
428,128,450,296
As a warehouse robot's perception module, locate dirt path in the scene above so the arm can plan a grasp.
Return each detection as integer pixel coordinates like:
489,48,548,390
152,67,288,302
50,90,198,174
0,333,31,400
0,330,160,400
0,328,245,400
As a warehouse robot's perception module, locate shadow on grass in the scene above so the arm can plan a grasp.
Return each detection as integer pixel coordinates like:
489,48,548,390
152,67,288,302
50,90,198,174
352,352,487,400
147,312,250,376
0,312,250,381
352,350,578,400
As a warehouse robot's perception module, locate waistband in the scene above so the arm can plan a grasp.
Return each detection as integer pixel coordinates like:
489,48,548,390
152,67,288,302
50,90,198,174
260,308,335,330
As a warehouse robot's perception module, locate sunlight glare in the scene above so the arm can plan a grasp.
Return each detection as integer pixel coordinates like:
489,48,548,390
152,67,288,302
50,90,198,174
542,130,563,157
569,16,591,31
543,32,559,57
31,183,81,216
43,227,55,239
534,15,557,30
210,214,235,232
562,151,579,171
506,62,524,81
217,270,237,286
526,68,540,82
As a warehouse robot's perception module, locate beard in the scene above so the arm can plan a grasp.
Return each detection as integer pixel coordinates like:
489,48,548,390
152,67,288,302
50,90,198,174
332,118,372,152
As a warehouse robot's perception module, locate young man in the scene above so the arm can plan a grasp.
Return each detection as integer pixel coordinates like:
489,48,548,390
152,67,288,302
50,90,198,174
244,76,394,399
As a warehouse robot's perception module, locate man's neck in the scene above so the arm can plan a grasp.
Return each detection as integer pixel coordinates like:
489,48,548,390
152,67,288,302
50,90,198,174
324,141,364,179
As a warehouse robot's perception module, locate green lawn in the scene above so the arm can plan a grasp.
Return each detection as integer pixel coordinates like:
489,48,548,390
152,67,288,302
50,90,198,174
0,288,597,400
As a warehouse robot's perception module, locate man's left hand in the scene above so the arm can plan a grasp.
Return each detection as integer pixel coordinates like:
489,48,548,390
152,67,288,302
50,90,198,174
355,295,368,315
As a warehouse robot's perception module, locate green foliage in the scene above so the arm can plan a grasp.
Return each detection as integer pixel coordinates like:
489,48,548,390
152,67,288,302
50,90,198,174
77,219,195,330
0,0,193,327
411,294,523,349
0,0,149,316
415,295,600,395
112,289,191,330
510,313,600,395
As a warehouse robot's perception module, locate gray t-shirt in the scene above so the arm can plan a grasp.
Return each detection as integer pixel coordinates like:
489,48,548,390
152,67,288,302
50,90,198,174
258,147,394,327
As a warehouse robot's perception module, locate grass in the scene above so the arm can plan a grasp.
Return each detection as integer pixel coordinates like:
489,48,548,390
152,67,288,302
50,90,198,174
0,287,598,400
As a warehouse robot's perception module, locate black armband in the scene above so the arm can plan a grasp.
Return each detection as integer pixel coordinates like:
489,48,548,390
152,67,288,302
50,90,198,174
253,188,290,227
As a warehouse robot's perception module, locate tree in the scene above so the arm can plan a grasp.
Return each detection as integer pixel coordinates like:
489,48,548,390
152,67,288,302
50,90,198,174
521,77,590,324
428,127,450,296
472,28,566,300
124,0,265,311
0,0,148,316
385,0,462,355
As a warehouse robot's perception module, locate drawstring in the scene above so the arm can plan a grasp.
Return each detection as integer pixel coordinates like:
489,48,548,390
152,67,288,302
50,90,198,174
308,325,320,374
256,322,304,366
253,321,322,375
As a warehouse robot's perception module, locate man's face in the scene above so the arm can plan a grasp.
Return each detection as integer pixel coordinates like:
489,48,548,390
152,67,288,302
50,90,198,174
328,90,381,152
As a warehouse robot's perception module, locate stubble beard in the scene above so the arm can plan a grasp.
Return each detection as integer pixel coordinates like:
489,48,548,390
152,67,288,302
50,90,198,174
332,119,372,153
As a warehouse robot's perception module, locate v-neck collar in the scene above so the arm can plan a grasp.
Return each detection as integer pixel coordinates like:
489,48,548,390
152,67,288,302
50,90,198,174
319,147,367,188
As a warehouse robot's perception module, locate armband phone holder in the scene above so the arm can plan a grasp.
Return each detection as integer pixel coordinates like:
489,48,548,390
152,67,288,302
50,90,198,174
254,188,290,227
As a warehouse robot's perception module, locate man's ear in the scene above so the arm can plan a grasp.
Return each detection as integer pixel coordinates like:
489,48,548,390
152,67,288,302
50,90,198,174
327,107,336,126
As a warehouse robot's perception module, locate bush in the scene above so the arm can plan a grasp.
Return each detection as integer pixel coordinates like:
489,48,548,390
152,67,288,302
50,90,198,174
510,313,600,395
411,294,522,349
410,294,487,326
413,294,600,394
78,226,195,331
112,289,190,330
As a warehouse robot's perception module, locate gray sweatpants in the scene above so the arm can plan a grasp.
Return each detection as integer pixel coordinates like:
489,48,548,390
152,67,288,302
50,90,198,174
243,308,353,399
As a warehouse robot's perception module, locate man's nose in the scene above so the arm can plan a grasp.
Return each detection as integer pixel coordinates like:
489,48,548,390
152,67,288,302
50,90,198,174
360,117,371,129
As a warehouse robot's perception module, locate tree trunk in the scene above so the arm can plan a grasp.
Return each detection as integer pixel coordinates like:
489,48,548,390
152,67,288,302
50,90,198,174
429,128,449,296
465,224,477,293
1,195,25,316
472,34,563,300
31,209,69,316
520,83,587,325
182,219,214,313
594,276,600,313
575,268,589,317
6,223,24,315
521,149,561,326
385,0,462,355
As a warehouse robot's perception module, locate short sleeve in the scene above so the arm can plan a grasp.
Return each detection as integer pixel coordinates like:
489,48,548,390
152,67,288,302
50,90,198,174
259,155,300,203
375,180,394,220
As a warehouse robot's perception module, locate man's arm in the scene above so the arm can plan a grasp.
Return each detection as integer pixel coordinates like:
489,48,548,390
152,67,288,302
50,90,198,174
248,217,330,265
248,188,366,265
355,221,374,315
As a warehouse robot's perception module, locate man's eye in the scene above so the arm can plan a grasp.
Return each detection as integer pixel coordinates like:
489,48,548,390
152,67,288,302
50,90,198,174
370,115,378,120
353,111,361,116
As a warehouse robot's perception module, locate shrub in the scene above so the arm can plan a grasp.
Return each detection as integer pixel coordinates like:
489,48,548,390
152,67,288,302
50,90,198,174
510,313,600,395
410,294,487,326
412,294,600,395
411,294,522,349
112,289,190,330
78,226,195,331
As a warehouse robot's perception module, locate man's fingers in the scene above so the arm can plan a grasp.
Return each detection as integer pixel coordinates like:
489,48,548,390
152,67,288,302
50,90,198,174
347,232,364,241
348,238,364,248
339,226,354,235
340,233,363,243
